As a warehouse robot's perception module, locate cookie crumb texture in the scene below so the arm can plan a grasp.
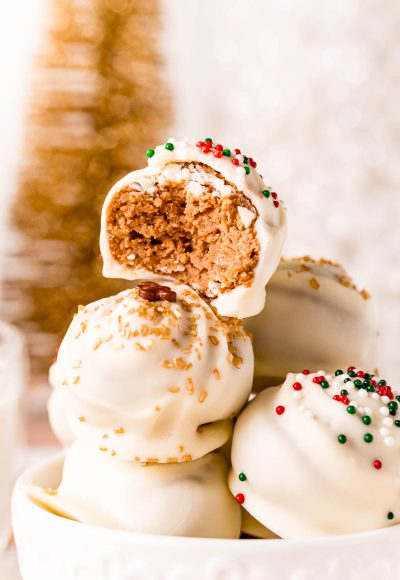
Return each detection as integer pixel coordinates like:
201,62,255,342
106,162,259,297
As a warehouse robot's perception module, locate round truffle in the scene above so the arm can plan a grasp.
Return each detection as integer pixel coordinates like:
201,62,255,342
229,367,400,538
100,137,286,318
27,439,241,539
51,282,253,463
246,257,376,391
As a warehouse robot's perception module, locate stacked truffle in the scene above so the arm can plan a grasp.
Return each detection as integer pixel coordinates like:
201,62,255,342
29,136,398,541
30,137,286,539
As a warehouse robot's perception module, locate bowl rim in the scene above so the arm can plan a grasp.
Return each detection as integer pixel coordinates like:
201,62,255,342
12,451,400,549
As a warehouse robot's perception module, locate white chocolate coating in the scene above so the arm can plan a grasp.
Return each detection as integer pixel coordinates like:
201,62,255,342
27,440,240,539
230,368,400,538
48,364,76,448
100,137,287,318
241,508,280,539
51,283,253,463
246,257,376,390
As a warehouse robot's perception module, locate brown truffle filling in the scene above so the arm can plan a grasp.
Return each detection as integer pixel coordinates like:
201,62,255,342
106,162,259,296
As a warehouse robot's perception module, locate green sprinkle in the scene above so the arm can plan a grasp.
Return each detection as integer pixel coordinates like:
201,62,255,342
204,137,212,143
387,512,394,520
364,373,371,380
396,395,400,403
362,415,372,425
335,370,344,376
388,401,398,416
243,156,249,164
238,472,247,482
340,389,348,396
223,148,231,156
364,433,373,443
378,380,387,386
245,166,251,175
347,405,356,415
320,380,329,389
367,385,375,392
165,142,174,151
363,379,371,388
146,149,155,158
395,420,400,427
262,190,271,198
337,434,347,444
344,378,351,383
348,370,356,377
354,379,363,388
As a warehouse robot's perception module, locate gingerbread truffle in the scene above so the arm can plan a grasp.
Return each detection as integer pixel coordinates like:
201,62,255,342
100,137,286,318
49,282,253,463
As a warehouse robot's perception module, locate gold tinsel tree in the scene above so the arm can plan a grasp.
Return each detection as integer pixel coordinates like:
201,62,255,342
4,0,170,378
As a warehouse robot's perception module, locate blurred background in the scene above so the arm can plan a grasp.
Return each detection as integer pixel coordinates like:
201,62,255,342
1,0,400,447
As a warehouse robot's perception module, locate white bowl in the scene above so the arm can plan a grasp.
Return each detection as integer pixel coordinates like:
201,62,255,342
12,455,400,580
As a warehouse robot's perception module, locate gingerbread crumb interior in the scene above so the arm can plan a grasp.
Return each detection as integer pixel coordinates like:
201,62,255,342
106,162,259,297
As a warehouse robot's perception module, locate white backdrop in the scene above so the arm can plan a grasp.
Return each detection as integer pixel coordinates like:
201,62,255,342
161,0,400,382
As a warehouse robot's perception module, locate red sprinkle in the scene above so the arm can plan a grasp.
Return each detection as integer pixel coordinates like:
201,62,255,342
347,366,356,372
232,158,239,165
235,493,245,504
234,148,241,155
196,141,205,148
293,382,302,391
356,371,365,378
313,376,324,384
276,405,285,415
273,201,280,208
333,394,350,405
271,192,278,199
202,147,211,154
215,144,223,151
302,369,310,375
213,151,223,158
373,460,382,470
249,158,257,168
371,379,377,387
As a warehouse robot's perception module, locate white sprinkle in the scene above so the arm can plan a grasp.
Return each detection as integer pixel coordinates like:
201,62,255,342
359,389,368,398
325,375,332,381
236,167,246,177
381,396,390,404
380,427,390,437
384,436,395,447
380,406,390,416
372,393,380,400
127,253,136,261
296,373,304,382
383,417,394,427
167,137,175,143
292,391,303,400
357,407,364,414
350,401,358,408
235,154,244,163
317,370,325,376
364,407,372,415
